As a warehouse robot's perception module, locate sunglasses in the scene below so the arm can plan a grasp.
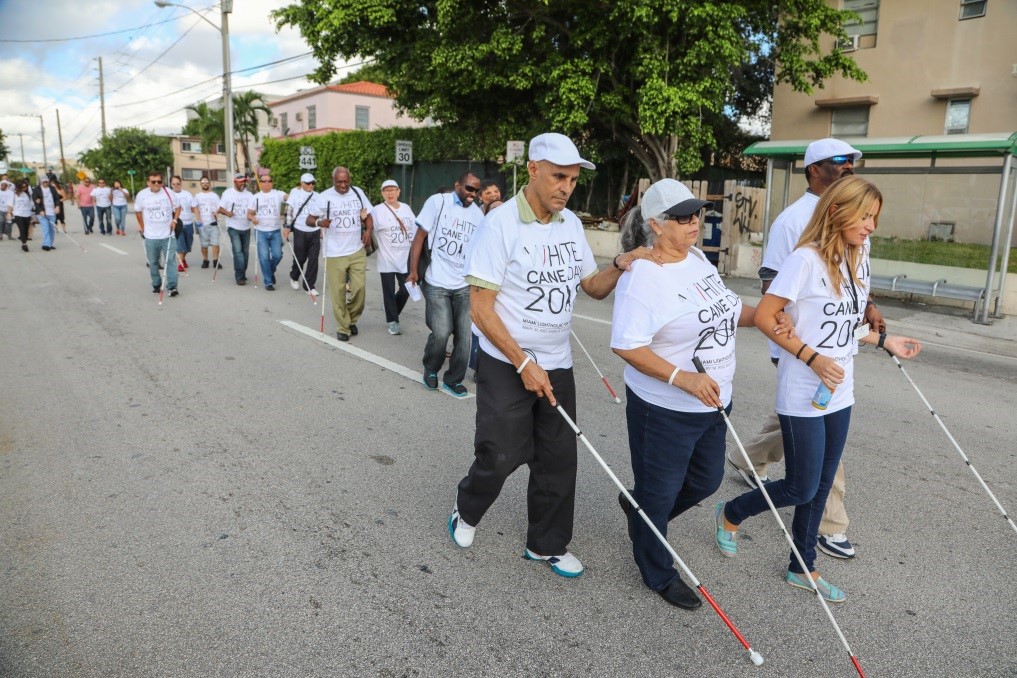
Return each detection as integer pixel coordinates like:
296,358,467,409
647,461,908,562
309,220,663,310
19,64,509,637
824,155,852,166
462,185,480,193
148,179,163,185
667,208,704,225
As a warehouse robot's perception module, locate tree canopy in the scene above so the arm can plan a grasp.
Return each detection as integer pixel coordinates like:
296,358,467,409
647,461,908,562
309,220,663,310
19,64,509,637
79,127,172,184
0,129,9,163
273,0,864,181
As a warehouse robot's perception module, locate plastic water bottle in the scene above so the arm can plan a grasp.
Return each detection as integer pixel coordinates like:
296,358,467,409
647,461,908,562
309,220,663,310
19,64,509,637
812,383,833,410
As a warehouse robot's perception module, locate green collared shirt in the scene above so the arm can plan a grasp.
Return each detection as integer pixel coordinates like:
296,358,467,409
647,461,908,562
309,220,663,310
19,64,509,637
466,188,565,291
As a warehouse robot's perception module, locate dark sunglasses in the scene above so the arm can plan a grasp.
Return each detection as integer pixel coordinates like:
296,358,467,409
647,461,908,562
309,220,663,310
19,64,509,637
667,208,704,225
148,179,163,184
462,185,480,193
824,155,852,166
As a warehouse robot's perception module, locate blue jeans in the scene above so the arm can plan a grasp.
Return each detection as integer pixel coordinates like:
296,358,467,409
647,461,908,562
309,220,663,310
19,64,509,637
37,214,56,248
177,223,194,254
80,206,95,233
422,282,471,386
228,227,251,282
144,236,178,290
96,205,112,233
112,205,127,232
725,407,852,574
256,229,283,286
626,388,729,590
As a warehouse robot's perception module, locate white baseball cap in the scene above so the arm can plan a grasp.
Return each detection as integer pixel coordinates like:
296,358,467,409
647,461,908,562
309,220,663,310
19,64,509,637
528,133,595,170
804,138,862,167
381,179,399,189
300,173,316,184
640,179,712,219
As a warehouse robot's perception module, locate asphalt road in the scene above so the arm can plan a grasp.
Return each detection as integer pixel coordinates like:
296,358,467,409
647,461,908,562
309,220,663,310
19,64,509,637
1,212,1015,677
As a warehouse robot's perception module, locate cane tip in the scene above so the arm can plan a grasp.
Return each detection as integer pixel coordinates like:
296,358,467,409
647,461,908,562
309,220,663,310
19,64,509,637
749,650,764,666
613,397,622,404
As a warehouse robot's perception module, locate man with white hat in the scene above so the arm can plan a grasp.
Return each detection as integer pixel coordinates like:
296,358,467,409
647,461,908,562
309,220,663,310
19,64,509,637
0,179,14,241
727,137,883,560
31,175,62,251
446,132,659,578
369,179,416,335
285,173,321,294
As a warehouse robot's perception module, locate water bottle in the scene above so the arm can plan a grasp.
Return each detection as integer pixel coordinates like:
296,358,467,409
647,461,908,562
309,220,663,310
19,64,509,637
812,382,833,410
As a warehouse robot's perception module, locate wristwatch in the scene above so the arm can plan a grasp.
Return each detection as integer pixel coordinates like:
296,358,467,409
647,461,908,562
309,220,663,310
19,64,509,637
876,332,887,349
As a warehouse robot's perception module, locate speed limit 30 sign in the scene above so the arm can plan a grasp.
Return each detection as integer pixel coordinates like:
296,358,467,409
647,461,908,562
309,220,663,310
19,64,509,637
395,140,413,166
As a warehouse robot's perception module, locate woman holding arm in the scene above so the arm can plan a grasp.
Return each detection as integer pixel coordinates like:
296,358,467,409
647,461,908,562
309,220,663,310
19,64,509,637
12,180,33,252
715,175,921,602
111,180,130,236
611,180,789,611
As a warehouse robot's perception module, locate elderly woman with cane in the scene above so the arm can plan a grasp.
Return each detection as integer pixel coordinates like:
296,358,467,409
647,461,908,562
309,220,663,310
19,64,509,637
716,175,921,602
610,179,787,610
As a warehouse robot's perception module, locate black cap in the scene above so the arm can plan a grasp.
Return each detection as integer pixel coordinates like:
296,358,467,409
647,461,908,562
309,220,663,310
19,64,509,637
663,198,713,217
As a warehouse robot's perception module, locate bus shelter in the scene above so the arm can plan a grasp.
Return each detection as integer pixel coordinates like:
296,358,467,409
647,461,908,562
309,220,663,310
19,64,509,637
743,133,1017,324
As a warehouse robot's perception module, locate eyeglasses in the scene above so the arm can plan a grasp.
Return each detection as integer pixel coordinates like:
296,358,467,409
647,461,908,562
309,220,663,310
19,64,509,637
824,155,852,166
667,208,704,225
462,185,480,193
148,179,163,185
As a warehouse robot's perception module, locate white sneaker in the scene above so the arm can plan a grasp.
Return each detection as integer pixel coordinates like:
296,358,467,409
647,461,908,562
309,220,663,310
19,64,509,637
448,507,475,548
524,548,585,578
289,279,299,290
387,321,401,335
309,288,318,297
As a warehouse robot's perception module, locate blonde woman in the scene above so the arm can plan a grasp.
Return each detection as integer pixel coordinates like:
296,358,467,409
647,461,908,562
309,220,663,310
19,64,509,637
715,176,921,602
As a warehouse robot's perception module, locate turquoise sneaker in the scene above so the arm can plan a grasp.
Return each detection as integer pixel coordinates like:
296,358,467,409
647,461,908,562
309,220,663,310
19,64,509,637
714,501,737,557
785,570,847,603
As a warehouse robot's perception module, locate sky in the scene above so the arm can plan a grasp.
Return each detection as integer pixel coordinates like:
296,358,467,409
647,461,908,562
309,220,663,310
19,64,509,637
0,0,351,169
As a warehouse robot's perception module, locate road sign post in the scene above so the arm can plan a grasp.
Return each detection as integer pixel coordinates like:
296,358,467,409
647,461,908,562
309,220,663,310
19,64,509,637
507,140,525,195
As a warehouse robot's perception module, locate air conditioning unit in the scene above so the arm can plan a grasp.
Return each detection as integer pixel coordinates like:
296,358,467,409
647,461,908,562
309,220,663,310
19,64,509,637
837,35,860,52
269,117,279,127
295,112,303,121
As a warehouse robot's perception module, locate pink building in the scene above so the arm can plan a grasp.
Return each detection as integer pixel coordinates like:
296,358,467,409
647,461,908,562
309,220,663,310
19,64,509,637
266,81,430,138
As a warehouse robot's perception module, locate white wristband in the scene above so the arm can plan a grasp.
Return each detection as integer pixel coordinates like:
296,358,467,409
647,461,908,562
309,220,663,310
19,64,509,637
668,366,681,385
516,356,532,374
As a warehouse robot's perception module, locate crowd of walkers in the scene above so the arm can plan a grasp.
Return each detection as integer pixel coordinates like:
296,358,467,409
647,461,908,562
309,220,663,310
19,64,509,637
5,133,924,615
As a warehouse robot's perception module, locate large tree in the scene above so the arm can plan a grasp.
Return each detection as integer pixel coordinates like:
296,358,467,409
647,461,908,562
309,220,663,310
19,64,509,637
0,129,9,162
232,91,273,173
273,0,864,181
79,127,172,185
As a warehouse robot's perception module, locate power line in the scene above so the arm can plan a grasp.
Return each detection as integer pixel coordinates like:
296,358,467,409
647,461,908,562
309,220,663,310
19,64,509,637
0,10,213,44
113,11,210,93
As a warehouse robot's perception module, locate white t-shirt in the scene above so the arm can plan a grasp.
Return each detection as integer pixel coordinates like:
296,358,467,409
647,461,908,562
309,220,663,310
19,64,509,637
91,186,112,208
13,192,33,218
40,187,56,216
286,187,319,233
611,251,743,412
134,188,177,239
416,192,484,289
249,189,287,232
170,189,195,225
769,247,870,417
468,196,598,371
312,186,372,257
370,201,417,273
219,188,252,231
0,188,13,211
193,191,219,225
111,188,129,207
761,191,820,359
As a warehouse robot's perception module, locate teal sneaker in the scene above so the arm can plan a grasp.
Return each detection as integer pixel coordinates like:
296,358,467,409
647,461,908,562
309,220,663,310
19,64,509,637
785,570,847,603
715,501,737,557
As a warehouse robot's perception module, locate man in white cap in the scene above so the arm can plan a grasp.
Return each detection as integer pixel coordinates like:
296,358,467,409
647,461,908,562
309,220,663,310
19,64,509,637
217,173,254,285
446,132,658,578
407,170,484,394
285,173,321,294
31,176,62,251
0,179,14,241
370,179,416,335
727,137,883,560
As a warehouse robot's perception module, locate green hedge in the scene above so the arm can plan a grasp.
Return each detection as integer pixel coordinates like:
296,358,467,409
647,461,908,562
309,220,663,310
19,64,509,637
259,127,505,203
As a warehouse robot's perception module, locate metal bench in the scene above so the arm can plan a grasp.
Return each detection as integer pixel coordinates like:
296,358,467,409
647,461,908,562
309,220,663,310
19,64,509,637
869,273,986,314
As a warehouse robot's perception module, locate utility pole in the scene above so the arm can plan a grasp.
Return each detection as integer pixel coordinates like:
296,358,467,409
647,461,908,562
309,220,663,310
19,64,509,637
18,133,25,167
56,108,68,182
98,57,107,138
39,115,47,167
221,2,234,178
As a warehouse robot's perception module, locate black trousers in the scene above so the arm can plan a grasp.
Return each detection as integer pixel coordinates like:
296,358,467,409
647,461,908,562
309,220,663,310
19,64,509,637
289,229,320,291
14,216,31,244
456,349,578,555
379,271,409,322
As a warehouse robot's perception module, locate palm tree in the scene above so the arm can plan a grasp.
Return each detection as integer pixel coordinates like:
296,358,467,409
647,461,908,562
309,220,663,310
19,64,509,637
232,91,272,174
183,102,225,173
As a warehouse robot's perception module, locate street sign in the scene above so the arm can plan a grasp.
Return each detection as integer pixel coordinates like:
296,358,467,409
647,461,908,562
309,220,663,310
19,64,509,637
506,140,525,163
298,146,317,170
0,161,8,174
395,140,413,166
77,170,86,180
127,169,137,175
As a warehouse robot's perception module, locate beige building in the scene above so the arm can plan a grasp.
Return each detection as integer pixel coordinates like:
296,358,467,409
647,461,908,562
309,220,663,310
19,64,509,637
164,136,245,193
771,0,1016,140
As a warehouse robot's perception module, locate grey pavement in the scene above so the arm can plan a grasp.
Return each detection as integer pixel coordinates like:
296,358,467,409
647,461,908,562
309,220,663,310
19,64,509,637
1,208,1015,677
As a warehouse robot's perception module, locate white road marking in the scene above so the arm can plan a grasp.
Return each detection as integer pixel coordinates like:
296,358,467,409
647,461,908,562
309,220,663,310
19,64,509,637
573,312,610,326
99,243,129,255
279,320,476,399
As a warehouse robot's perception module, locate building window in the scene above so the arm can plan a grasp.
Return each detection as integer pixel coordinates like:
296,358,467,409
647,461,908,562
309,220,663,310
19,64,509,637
355,106,370,130
182,168,204,180
181,140,203,153
280,112,288,134
843,0,879,36
831,107,870,137
959,0,987,19
210,169,228,182
307,105,317,130
945,99,971,134
215,143,225,155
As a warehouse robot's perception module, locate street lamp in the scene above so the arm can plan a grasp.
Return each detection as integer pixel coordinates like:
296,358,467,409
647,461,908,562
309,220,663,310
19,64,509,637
154,0,235,180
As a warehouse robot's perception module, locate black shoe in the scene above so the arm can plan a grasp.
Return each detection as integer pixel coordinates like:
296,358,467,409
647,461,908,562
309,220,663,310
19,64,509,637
236,279,246,286
201,260,210,269
618,491,635,540
657,577,702,611
169,289,179,297
21,244,28,252
265,284,275,291
214,261,222,269
336,332,350,342
152,286,160,293
350,324,359,336
41,245,51,251
423,371,439,390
